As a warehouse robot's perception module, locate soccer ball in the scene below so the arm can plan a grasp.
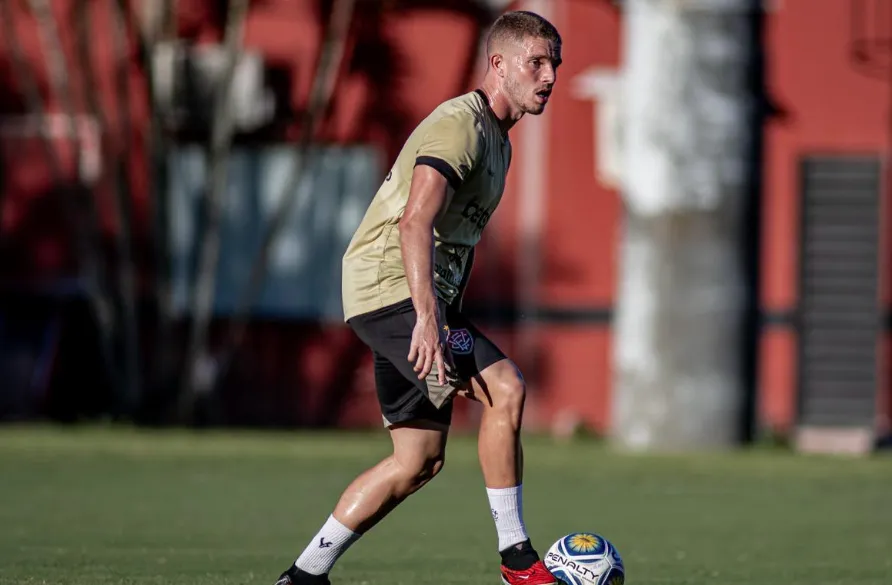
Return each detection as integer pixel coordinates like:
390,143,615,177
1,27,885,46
543,532,625,585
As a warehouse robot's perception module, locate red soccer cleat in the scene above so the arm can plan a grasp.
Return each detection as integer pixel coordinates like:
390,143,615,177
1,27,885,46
501,560,560,585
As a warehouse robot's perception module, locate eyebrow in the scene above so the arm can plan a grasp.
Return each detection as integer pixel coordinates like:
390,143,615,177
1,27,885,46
530,54,562,66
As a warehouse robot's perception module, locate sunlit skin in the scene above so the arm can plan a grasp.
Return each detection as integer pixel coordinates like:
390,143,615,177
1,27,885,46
478,35,562,134
329,33,562,542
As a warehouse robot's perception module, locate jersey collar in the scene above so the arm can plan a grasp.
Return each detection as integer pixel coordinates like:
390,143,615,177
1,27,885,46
474,88,509,141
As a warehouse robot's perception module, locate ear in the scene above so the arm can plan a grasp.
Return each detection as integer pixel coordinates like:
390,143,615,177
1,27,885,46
491,53,506,77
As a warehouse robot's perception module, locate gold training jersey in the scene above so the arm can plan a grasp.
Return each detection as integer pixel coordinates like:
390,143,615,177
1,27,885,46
342,89,511,322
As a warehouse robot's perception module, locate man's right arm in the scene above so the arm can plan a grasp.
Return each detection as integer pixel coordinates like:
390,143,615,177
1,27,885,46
399,165,454,383
400,111,480,383
399,164,452,319
401,112,478,319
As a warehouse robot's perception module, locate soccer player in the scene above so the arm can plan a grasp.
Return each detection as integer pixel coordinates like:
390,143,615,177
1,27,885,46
275,10,562,585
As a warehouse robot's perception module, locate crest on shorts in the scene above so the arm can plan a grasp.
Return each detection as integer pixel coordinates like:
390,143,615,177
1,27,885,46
447,328,474,355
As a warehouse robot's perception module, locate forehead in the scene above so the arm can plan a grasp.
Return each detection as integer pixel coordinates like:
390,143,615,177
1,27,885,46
517,36,561,60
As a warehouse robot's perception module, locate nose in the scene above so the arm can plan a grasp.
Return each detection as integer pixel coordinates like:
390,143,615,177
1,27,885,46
540,63,556,85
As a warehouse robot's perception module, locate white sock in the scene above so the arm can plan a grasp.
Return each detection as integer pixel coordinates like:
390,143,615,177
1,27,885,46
294,515,361,576
486,484,529,552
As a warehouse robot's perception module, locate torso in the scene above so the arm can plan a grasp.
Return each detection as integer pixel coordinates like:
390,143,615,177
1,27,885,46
341,90,511,322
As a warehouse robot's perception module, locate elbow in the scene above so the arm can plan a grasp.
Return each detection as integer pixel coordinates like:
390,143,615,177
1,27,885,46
398,220,418,252
398,214,430,242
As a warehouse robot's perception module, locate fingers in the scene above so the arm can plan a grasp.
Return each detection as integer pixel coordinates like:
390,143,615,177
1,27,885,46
410,344,447,383
412,343,433,380
421,350,434,380
435,350,446,386
410,341,421,370
412,346,425,376
408,322,450,383
409,341,429,379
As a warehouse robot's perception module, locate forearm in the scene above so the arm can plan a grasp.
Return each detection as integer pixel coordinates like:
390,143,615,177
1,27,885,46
399,221,439,321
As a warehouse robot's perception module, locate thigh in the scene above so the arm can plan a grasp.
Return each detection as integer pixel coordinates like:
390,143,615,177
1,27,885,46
373,350,453,427
349,299,454,427
389,418,449,471
444,307,509,385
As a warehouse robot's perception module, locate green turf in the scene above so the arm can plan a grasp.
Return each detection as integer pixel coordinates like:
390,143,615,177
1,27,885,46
1,425,891,585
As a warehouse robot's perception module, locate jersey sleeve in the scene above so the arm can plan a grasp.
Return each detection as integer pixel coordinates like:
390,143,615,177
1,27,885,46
414,112,483,191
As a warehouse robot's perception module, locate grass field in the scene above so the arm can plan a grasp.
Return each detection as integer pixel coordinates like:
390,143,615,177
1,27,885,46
1,425,891,585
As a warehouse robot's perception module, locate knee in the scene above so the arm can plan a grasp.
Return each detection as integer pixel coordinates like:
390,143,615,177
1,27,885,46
490,366,526,415
417,453,446,483
396,451,446,494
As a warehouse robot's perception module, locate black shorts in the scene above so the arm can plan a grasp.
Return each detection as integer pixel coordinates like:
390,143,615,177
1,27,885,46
347,298,507,427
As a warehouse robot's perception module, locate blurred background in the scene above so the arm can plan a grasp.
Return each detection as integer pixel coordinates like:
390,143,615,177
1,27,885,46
0,0,890,455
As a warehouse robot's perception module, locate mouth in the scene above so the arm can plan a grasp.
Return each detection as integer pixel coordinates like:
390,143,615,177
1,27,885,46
534,88,552,104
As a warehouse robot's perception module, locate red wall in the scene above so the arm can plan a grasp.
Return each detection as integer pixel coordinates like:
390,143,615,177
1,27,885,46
1,0,889,435
535,0,621,433
760,0,891,434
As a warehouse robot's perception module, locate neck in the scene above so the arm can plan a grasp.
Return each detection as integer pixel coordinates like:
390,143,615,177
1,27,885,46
477,81,523,134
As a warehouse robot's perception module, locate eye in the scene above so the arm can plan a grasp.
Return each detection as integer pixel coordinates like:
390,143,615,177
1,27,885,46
529,59,541,68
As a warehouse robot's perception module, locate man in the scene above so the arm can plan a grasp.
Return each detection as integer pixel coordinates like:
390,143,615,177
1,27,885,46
275,10,562,585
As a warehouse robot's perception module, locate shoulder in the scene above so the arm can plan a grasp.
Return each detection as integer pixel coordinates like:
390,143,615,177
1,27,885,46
440,90,488,117
422,91,488,135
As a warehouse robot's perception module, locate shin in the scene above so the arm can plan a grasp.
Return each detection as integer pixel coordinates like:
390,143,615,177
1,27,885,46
293,422,447,577
461,360,531,554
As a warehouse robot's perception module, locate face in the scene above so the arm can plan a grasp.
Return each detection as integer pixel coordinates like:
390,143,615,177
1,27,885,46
500,36,562,115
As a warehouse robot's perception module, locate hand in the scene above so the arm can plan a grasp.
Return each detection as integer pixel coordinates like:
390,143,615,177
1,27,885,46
408,312,449,386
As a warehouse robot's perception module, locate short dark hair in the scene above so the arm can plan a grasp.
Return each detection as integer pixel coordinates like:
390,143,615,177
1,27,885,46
485,10,561,58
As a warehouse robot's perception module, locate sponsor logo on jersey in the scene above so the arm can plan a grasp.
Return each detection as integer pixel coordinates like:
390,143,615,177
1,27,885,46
461,199,494,233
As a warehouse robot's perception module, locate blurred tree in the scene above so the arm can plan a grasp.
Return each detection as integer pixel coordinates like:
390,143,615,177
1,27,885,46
130,0,178,420
176,0,252,422
1,0,498,426
2,0,120,409
209,0,358,401
74,0,141,417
